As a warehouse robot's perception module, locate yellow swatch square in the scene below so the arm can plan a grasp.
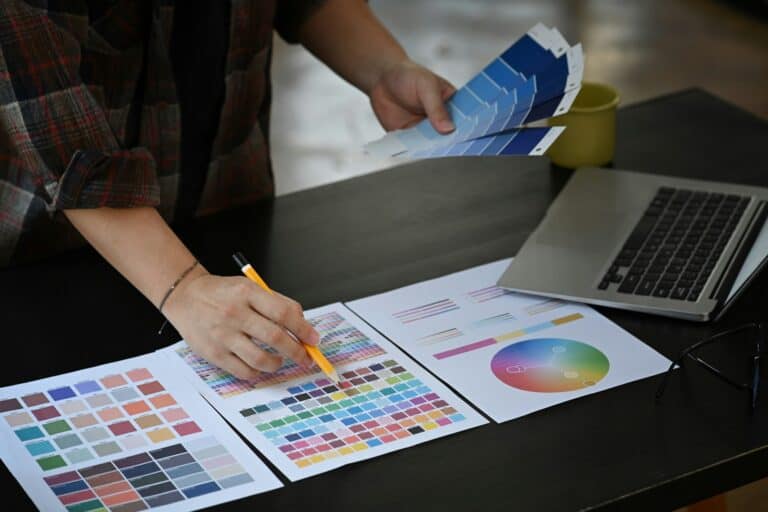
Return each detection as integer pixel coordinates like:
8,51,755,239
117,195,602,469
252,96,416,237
147,427,175,443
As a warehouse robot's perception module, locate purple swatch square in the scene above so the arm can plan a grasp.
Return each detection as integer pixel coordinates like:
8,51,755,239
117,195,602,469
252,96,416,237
75,381,101,395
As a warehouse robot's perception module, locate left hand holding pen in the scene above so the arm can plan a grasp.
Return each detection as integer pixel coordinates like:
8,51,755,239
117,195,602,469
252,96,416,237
369,59,456,134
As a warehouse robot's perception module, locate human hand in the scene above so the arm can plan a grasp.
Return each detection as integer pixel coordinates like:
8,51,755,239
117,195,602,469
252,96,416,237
369,59,456,134
164,272,320,380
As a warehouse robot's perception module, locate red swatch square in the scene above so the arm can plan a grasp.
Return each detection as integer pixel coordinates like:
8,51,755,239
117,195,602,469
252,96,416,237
108,421,136,436
138,381,165,395
172,421,201,436
32,406,60,421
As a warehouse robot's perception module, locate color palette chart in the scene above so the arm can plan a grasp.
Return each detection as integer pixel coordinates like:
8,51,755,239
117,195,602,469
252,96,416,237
172,311,387,398
0,353,281,511
164,303,487,480
240,360,467,470
365,23,583,159
348,259,671,422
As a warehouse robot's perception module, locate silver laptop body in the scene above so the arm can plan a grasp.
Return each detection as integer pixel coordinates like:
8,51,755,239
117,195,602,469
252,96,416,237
498,167,768,321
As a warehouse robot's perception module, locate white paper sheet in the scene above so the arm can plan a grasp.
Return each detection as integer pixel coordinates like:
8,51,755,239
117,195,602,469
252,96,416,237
0,353,281,511
347,259,671,423
162,303,487,481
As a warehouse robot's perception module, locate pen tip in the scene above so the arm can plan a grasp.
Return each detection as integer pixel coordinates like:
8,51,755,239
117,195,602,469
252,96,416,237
328,370,340,384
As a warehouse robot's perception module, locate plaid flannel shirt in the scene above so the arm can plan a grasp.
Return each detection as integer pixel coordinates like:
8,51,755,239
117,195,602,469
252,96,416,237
0,0,323,266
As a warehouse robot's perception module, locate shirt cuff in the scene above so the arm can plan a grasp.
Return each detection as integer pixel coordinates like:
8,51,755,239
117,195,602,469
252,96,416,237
48,148,161,212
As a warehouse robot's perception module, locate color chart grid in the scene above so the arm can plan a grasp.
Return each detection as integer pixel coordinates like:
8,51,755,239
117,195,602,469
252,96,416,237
0,368,200,473
174,311,386,397
43,436,253,511
239,359,467,469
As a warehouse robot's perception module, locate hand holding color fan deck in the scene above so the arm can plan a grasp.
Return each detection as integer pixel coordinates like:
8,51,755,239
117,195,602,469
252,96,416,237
364,23,583,159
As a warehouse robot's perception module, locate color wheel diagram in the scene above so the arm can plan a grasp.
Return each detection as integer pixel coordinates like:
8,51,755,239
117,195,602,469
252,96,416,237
490,338,609,393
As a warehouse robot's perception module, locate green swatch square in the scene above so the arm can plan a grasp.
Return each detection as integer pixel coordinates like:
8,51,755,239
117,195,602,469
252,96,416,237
37,455,66,471
297,411,312,419
66,499,105,512
43,420,71,435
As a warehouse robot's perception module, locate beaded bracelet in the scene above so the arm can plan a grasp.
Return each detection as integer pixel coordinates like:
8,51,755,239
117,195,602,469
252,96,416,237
157,259,199,334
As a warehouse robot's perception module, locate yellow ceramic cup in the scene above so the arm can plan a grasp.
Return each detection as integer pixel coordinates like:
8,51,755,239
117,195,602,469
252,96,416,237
547,82,620,168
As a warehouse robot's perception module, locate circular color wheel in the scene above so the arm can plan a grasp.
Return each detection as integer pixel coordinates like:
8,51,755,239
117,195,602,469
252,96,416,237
490,338,609,392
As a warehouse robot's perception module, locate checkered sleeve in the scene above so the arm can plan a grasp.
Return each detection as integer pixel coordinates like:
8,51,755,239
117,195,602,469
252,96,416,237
274,0,328,43
0,1,160,214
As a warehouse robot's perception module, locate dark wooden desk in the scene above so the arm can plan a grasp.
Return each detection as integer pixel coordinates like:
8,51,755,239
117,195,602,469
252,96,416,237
2,89,768,511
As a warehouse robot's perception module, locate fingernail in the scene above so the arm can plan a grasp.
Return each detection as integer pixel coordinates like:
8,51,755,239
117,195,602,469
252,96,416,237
439,119,455,132
306,330,320,346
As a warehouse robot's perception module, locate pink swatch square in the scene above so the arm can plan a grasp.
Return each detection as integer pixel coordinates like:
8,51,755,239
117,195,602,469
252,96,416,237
126,369,153,382
100,375,128,389
160,408,188,423
97,407,124,422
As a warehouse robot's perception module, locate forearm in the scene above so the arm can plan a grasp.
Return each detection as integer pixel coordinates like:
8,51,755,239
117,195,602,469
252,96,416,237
297,0,407,94
64,207,206,310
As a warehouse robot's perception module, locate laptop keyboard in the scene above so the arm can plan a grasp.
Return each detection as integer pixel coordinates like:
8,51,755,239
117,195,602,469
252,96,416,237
599,187,750,301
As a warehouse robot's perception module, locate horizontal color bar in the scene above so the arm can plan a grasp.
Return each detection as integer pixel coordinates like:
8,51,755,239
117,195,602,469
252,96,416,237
433,313,584,360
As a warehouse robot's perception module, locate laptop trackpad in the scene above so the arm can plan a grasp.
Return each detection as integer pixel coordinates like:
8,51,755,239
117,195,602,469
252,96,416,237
534,206,635,254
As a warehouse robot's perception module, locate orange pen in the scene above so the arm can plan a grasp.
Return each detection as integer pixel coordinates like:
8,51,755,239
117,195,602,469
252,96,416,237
232,252,339,383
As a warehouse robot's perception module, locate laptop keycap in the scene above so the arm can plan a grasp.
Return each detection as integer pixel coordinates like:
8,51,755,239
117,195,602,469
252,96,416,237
599,187,750,301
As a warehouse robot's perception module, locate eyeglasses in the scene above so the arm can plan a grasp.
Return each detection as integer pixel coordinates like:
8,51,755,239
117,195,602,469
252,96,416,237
655,323,765,411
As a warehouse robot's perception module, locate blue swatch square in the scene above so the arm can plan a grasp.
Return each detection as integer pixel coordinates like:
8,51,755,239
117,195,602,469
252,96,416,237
15,426,44,441
26,440,55,456
48,386,76,401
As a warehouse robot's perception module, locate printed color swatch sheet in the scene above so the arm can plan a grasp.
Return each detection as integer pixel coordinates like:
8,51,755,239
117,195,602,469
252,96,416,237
164,304,487,481
0,353,281,512
348,260,671,423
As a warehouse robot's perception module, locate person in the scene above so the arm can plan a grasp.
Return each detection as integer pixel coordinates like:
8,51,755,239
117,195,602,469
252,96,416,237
0,1,456,379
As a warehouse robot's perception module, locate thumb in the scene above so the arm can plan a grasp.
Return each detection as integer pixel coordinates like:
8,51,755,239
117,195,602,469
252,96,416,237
418,76,455,134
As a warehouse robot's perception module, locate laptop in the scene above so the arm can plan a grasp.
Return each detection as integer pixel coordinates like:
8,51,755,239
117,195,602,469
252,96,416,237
498,167,768,321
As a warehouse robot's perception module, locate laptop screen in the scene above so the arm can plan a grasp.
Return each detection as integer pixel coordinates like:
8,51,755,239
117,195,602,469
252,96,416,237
725,217,768,305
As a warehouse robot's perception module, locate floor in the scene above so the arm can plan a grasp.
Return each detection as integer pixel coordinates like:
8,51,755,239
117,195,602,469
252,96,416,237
269,0,768,195
269,1,768,509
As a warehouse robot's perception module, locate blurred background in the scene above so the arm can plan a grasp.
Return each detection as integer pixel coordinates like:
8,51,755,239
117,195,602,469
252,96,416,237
270,0,768,195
